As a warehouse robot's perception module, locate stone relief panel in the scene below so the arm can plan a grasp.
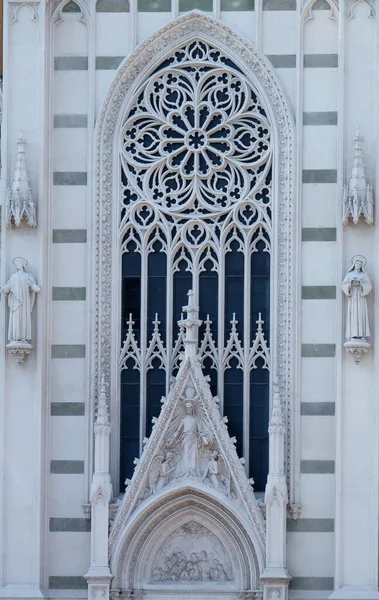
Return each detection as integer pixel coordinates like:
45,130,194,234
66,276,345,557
150,521,233,584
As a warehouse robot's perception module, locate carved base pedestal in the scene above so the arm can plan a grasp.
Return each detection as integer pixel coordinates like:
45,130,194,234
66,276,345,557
6,340,33,364
343,338,371,364
261,572,291,600
86,575,112,600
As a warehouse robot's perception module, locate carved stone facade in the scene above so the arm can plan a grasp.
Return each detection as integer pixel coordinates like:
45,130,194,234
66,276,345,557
3,2,379,600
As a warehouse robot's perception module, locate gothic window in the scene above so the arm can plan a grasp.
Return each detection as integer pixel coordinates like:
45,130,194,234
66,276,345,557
119,40,272,492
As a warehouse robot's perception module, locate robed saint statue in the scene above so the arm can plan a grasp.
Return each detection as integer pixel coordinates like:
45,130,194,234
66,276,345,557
341,257,372,340
1,257,41,342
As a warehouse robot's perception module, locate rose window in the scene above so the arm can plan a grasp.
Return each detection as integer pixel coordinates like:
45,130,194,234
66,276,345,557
119,42,272,493
121,43,272,216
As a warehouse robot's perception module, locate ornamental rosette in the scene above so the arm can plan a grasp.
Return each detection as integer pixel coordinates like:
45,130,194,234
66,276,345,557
121,41,272,217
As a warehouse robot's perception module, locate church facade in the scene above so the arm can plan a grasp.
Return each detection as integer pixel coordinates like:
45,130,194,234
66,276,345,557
1,1,379,599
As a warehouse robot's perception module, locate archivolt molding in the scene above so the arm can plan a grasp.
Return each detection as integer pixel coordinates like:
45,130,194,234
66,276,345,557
93,11,297,496
302,0,339,23
110,487,261,591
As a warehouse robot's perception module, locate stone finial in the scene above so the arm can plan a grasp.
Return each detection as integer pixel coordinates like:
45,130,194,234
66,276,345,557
178,290,202,359
343,127,374,225
6,133,37,228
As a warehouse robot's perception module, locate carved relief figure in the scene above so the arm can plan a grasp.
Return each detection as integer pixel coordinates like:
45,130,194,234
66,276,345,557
149,452,176,494
168,389,211,476
1,257,40,342
342,257,372,339
152,549,230,582
202,451,230,496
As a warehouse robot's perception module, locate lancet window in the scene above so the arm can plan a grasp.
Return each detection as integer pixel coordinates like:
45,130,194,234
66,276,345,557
119,40,272,492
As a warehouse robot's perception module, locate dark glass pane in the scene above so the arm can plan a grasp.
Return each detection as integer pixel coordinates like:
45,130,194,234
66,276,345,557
147,244,167,339
172,257,192,334
224,364,243,458
249,364,269,492
120,359,140,488
122,247,141,340
250,239,270,340
199,260,218,396
146,360,166,436
225,240,244,340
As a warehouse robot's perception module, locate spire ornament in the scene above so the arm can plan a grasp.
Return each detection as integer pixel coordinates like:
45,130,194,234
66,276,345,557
6,133,37,228
342,127,374,225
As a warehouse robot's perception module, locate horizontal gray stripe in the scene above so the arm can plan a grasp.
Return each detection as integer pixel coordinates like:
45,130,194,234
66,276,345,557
221,0,254,8
96,0,130,10
302,344,336,358
287,518,334,532
291,577,334,590
301,402,335,416
49,576,87,590
50,460,85,474
51,402,85,416
267,55,296,68
52,287,86,300
301,460,335,474
302,286,336,299
53,171,87,186
53,114,88,128
139,0,171,10
313,0,331,7
302,227,336,241
54,57,88,71
96,56,124,70
263,0,295,8
51,345,86,359
53,229,87,243
50,518,90,532
304,54,338,68
303,169,337,183
303,111,338,126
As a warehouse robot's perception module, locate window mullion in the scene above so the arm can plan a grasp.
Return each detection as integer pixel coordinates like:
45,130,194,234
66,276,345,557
139,238,148,453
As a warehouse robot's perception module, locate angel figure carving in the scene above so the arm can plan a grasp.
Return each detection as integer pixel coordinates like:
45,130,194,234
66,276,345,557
202,451,230,496
149,452,176,494
341,256,372,339
167,386,211,477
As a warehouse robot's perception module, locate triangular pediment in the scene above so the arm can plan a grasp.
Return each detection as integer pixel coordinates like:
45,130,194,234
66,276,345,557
109,352,265,553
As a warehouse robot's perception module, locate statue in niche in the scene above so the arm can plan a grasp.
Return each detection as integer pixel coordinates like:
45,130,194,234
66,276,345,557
1,257,40,343
168,387,211,477
341,256,372,340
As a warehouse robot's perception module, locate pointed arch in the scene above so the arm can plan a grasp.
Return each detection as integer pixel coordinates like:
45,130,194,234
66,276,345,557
110,485,263,591
92,11,298,499
302,0,339,24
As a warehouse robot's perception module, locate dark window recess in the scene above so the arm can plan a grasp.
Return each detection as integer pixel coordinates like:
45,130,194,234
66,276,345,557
172,254,192,341
199,258,218,396
249,362,269,492
249,238,270,491
120,362,140,487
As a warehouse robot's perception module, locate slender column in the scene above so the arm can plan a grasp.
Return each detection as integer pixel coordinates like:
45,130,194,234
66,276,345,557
86,376,113,600
261,384,291,600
